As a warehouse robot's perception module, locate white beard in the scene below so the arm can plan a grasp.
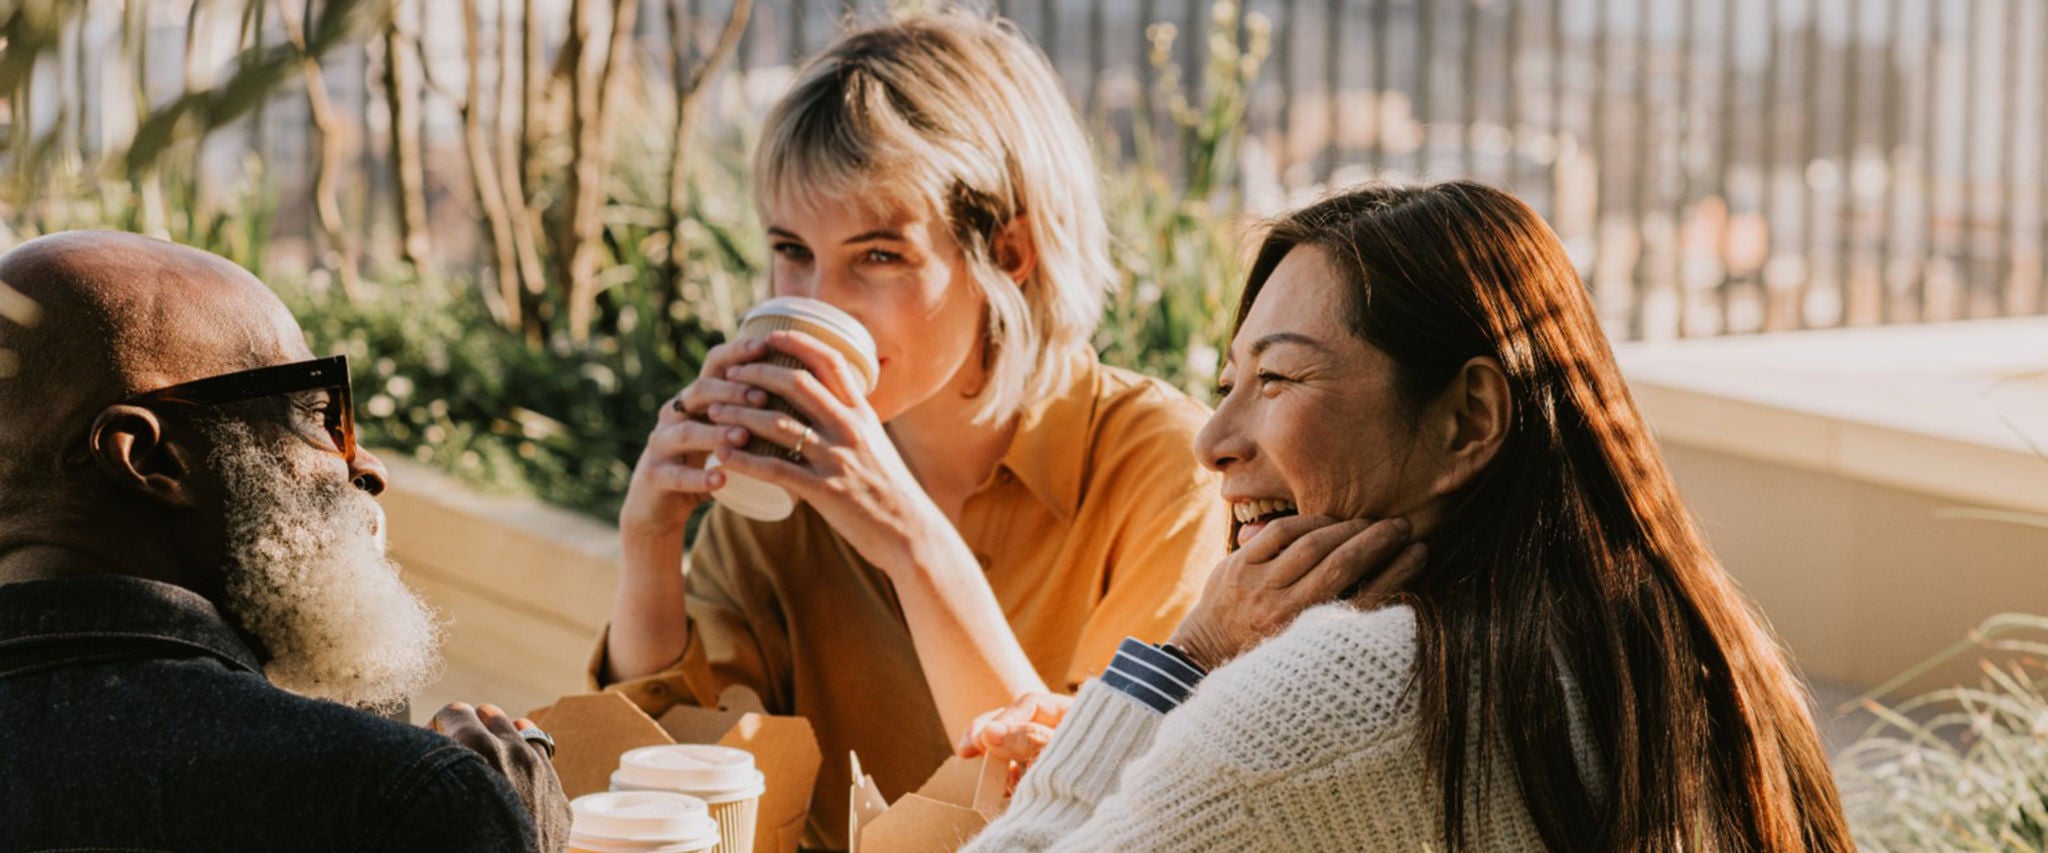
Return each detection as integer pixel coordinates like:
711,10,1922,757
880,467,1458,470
210,421,445,712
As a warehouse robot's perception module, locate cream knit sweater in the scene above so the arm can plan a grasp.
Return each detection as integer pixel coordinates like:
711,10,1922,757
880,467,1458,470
964,604,1595,852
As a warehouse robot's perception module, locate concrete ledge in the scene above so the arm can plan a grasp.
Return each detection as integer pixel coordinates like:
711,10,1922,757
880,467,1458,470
376,453,623,715
1618,316,2048,516
1617,318,2048,693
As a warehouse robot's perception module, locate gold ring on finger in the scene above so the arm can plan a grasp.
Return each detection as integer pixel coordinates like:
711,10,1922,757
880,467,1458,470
793,426,814,456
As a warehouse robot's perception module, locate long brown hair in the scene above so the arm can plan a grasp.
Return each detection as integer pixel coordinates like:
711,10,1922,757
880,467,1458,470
1236,182,1850,851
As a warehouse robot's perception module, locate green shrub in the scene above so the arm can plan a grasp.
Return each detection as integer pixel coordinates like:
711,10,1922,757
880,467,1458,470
283,2,1268,520
7,2,1268,522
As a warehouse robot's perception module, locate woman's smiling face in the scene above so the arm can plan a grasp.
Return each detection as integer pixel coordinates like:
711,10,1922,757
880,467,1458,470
1197,245,1440,549
763,198,988,421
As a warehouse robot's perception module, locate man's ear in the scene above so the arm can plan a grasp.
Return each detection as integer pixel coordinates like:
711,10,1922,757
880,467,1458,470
87,405,201,509
1426,357,1513,498
991,216,1038,285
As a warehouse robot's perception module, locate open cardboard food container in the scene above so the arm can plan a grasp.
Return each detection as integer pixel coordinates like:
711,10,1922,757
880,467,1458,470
848,752,1010,853
531,685,821,853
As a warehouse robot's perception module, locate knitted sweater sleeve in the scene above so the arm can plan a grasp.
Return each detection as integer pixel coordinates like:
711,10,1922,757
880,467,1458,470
963,605,1429,852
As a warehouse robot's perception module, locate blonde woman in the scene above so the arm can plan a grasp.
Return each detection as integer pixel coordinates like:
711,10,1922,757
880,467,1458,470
592,12,1226,847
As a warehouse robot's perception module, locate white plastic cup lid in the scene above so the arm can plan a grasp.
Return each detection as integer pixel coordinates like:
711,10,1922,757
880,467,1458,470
739,297,879,394
704,455,794,521
568,791,720,848
611,744,769,802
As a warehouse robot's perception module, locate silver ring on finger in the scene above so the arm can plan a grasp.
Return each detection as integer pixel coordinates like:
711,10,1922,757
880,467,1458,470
518,725,556,759
793,425,815,457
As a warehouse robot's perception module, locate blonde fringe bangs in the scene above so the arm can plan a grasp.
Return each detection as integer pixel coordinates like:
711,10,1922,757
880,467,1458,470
753,12,1111,424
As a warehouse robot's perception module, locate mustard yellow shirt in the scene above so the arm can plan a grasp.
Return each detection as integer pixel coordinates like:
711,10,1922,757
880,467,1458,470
591,352,1226,848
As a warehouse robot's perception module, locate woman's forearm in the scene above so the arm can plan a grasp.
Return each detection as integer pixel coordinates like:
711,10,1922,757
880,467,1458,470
892,524,1050,742
601,526,693,683
962,682,1172,852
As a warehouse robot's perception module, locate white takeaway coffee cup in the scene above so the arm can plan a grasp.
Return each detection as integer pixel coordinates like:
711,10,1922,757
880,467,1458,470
705,297,879,521
610,744,769,853
567,790,721,853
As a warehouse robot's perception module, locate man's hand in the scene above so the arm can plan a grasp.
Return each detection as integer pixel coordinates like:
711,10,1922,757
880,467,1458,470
431,702,571,852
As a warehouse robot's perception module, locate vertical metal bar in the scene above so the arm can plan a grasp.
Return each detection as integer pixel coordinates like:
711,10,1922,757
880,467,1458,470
1140,0,1157,170
1236,0,1254,203
739,0,759,75
1670,0,1698,337
1506,0,1526,190
1043,0,1057,68
1627,0,1656,339
1918,0,1941,322
1372,0,1393,175
1087,0,1107,118
1757,0,1781,333
685,0,700,66
1275,0,1297,186
1326,0,1343,182
1417,0,1436,177
1957,0,1980,319
1590,0,1611,298
792,0,806,60
1996,0,2022,316
1551,0,1568,223
1460,0,1479,177
1716,0,1741,333
1184,0,1204,109
1792,0,1822,329
1877,0,1904,325
1837,0,1862,325
2038,0,2048,315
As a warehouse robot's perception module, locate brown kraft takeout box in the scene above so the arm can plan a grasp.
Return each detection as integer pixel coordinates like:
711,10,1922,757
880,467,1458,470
848,752,1010,853
531,685,822,853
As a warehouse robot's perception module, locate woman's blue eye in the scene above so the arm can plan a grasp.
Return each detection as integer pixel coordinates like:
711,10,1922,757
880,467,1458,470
772,243,812,261
862,249,903,264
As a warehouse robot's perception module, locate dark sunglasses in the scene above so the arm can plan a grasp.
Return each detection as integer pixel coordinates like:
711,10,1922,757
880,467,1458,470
117,355,357,464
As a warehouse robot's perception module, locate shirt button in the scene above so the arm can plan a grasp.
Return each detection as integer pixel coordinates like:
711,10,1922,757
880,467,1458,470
647,682,669,697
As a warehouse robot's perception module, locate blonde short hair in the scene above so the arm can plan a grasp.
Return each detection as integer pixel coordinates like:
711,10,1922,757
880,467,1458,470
754,11,1112,424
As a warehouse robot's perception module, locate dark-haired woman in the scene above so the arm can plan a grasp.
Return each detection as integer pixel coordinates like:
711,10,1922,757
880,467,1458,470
957,181,1851,851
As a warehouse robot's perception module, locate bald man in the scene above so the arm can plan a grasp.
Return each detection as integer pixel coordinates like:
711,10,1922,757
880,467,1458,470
0,232,567,851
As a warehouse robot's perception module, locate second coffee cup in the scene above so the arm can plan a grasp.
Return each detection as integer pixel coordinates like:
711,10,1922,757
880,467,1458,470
610,744,768,853
706,297,879,521
566,790,721,853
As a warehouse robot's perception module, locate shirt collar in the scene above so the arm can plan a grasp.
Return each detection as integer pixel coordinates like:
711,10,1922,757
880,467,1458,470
0,574,265,676
993,348,1099,521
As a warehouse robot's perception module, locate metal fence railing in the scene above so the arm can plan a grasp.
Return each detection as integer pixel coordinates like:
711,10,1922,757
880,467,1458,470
694,0,2044,340
17,1,2039,342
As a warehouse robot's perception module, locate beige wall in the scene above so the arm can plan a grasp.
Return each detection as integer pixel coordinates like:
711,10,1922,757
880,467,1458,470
1617,318,2048,697
1658,436,2048,696
379,455,623,717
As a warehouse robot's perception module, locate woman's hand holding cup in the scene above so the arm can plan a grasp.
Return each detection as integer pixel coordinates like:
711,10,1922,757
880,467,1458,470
707,329,943,575
618,337,772,541
1167,516,1427,670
